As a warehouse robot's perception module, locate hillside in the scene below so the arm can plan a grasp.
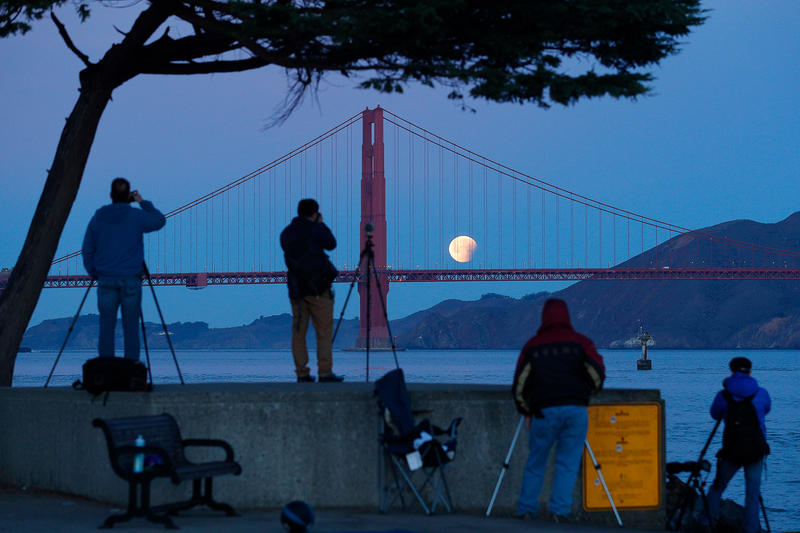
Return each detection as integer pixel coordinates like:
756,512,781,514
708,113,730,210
22,314,361,351
399,212,800,349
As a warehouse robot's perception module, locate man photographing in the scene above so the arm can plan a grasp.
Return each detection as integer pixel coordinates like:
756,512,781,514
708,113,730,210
706,357,771,533
512,298,605,522
280,199,343,383
82,178,166,360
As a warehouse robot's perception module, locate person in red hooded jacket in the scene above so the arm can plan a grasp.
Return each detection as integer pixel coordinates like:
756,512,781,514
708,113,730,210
512,298,605,522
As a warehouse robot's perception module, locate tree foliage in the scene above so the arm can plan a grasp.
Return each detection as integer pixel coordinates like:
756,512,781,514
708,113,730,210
0,0,704,385
3,0,704,109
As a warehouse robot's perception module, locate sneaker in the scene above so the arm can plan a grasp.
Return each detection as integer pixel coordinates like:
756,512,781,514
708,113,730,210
319,373,344,382
516,512,535,521
297,375,315,383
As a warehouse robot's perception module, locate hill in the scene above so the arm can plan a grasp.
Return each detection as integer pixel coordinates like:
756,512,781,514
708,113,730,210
21,314,360,351
398,212,800,349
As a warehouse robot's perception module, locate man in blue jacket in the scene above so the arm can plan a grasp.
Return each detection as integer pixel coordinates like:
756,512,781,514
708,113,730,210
706,356,771,533
82,178,166,360
280,199,343,383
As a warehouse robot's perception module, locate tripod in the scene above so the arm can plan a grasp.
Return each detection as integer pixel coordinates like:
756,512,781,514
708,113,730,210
666,418,720,531
331,222,400,381
485,414,623,527
45,262,184,387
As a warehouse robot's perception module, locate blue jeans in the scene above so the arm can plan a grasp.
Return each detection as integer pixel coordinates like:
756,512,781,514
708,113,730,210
518,405,588,516
706,458,762,533
97,277,142,360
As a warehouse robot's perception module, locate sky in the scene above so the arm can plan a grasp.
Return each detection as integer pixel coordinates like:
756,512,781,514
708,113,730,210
1,0,799,329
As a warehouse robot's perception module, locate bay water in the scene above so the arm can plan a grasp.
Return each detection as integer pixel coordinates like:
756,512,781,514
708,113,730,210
14,349,799,531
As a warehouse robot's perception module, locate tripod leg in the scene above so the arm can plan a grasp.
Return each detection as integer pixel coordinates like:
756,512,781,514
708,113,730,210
331,248,368,346
697,482,713,533
143,263,184,384
45,281,93,388
486,416,525,517
365,254,371,382
760,494,771,533
584,439,623,527
140,310,154,387
369,257,400,369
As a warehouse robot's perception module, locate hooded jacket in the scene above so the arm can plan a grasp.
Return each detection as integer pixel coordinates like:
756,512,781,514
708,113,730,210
710,372,771,439
279,216,337,299
512,299,606,415
82,201,166,280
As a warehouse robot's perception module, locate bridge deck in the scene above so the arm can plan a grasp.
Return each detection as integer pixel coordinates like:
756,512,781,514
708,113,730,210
20,267,800,289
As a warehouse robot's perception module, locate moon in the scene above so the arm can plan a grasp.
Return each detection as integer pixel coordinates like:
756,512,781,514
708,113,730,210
448,235,478,263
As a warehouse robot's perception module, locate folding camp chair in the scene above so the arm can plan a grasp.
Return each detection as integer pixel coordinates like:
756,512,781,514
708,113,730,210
374,368,462,515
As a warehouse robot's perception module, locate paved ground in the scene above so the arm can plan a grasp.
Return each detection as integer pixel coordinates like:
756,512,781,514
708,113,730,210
0,486,648,533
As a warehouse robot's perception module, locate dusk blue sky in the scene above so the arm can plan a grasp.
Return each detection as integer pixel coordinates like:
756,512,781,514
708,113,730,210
1,1,799,329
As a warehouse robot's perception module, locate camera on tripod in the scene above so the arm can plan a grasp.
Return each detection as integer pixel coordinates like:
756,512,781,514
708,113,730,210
666,460,711,476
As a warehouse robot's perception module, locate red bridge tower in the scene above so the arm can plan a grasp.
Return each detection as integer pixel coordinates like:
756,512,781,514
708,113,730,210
355,106,392,349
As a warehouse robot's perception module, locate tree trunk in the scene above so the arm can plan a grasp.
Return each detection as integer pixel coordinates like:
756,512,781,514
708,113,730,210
0,82,112,386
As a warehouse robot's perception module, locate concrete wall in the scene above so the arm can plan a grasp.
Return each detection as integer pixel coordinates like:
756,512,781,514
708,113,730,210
0,383,663,528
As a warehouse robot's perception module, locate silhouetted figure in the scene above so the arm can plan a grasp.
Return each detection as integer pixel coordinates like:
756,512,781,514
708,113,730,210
706,357,771,533
82,178,165,360
280,199,342,383
512,299,605,522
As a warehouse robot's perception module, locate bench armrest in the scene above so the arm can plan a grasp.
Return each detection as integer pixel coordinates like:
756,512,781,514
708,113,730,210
181,439,235,462
110,445,173,479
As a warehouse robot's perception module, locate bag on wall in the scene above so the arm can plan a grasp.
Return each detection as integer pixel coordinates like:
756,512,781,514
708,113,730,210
75,357,149,394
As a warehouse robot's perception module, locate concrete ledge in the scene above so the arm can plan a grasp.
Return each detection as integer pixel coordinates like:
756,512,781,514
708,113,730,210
0,383,663,529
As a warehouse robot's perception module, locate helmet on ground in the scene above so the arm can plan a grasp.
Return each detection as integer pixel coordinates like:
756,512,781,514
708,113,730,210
281,500,315,532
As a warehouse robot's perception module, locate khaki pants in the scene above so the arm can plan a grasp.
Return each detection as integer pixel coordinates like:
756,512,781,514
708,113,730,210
290,290,334,377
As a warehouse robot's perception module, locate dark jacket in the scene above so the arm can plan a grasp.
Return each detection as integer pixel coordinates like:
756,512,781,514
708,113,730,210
82,201,166,280
710,372,771,439
512,299,606,415
279,216,337,299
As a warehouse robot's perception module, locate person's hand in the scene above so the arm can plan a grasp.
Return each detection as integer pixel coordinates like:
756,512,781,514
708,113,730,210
131,190,143,203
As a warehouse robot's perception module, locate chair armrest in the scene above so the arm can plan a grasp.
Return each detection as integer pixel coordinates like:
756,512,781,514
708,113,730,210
181,439,235,462
109,445,172,480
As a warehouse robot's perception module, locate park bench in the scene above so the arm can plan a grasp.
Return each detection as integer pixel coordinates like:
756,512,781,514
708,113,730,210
93,413,242,529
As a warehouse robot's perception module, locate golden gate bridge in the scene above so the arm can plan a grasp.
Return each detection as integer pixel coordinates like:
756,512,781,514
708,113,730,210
18,106,800,347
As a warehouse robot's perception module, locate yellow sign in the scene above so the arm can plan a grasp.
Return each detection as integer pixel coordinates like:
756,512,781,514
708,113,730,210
582,402,662,511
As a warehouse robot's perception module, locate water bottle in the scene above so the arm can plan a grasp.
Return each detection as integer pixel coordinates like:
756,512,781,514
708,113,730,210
133,435,145,473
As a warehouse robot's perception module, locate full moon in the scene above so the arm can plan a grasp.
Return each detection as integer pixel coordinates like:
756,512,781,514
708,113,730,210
448,235,478,263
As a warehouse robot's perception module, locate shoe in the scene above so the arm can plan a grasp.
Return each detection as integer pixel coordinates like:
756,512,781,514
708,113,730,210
516,512,534,521
548,512,572,523
297,375,315,383
318,373,344,382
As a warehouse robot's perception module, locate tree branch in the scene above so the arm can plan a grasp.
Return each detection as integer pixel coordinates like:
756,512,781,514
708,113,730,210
141,57,272,75
142,33,239,65
168,3,267,60
50,11,91,67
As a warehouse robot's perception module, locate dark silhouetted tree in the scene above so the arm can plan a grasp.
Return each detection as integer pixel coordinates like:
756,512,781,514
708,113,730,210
0,0,703,385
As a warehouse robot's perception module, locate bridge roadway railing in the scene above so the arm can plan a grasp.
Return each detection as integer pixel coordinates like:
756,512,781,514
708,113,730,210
0,382,662,528
13,267,800,290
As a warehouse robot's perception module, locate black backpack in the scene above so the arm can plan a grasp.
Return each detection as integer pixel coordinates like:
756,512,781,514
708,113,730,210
718,390,769,465
284,225,338,296
74,357,150,395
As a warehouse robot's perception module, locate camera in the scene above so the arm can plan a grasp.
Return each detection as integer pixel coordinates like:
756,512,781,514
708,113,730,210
666,459,711,476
